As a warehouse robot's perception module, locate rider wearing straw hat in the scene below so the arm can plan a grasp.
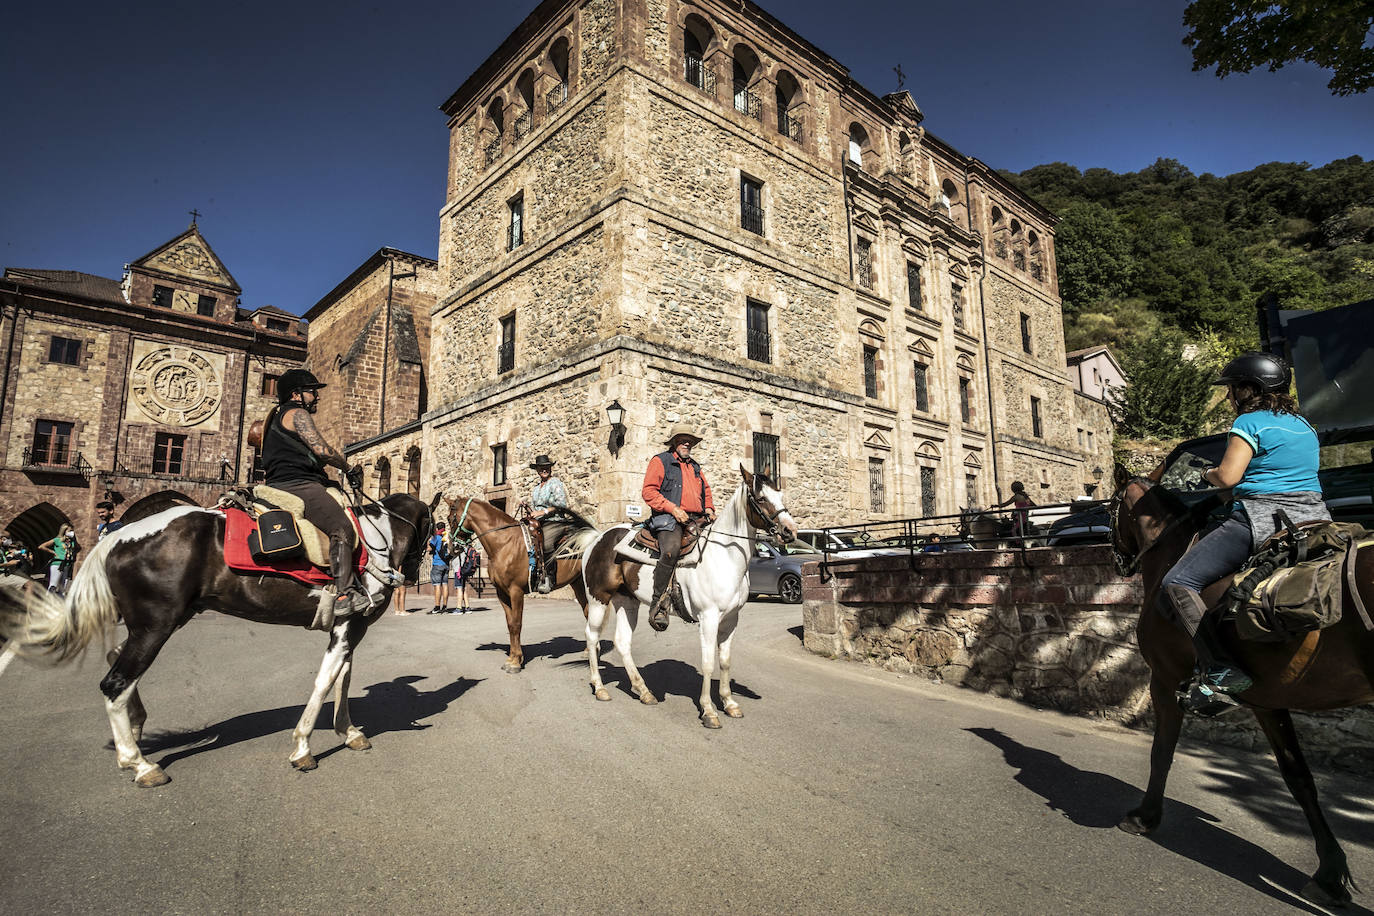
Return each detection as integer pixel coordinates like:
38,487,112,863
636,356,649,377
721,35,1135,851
642,423,716,631
526,454,567,593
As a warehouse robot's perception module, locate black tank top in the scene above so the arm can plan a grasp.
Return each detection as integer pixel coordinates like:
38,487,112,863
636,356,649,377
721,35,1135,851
262,406,326,484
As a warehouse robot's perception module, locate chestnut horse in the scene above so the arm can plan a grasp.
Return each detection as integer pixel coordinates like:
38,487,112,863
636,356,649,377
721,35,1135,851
442,496,598,673
0,493,436,787
1109,463,1374,906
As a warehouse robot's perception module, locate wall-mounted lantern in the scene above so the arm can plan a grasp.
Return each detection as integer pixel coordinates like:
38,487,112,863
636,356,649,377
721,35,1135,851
607,400,626,456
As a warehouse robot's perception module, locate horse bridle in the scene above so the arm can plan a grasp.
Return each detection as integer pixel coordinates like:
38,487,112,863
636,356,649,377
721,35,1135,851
349,486,430,572
1108,476,1201,578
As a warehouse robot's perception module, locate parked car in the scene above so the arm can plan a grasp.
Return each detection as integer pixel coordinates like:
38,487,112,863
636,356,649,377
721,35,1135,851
1045,504,1112,547
747,540,817,603
794,527,905,559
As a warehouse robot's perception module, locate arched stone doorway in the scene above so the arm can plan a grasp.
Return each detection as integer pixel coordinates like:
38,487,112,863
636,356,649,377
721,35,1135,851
121,490,198,525
5,501,72,555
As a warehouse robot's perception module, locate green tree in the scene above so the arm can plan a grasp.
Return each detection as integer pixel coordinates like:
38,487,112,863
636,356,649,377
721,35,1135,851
1053,202,1135,314
1182,0,1374,96
1110,328,1224,439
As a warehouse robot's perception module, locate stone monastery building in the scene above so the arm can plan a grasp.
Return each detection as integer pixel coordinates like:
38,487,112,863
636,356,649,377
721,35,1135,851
395,0,1112,528
0,227,306,550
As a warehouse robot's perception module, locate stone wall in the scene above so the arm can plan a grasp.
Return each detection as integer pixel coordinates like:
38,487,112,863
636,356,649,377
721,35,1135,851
802,548,1374,769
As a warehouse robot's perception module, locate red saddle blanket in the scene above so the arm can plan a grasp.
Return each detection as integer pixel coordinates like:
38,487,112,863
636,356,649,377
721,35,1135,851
221,506,369,587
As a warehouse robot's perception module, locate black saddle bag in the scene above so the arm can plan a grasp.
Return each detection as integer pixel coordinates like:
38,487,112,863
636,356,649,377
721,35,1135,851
249,509,305,563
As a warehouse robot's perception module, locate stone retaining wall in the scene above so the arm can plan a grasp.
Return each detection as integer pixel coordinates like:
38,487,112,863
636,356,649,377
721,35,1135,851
801,546,1374,771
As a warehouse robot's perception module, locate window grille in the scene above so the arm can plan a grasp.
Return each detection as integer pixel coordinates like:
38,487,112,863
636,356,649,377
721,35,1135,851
513,111,532,141
920,466,937,517
740,177,764,235
913,361,929,412
508,196,524,251
907,262,922,311
753,432,779,484
869,458,885,514
547,82,568,113
1013,248,1026,271
48,336,81,365
856,239,873,288
746,299,771,363
965,473,978,507
498,314,515,374
1020,313,1032,354
733,82,761,119
484,137,501,165
1031,396,1043,438
780,109,802,141
863,345,878,399
959,377,972,424
951,285,964,329
492,443,507,486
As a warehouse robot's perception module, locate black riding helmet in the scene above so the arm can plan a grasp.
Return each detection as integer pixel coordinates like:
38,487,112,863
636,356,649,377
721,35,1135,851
277,368,326,404
1213,352,1291,393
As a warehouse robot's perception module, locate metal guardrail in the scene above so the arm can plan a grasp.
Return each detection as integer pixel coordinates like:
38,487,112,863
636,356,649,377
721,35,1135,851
812,498,1112,575
21,447,93,480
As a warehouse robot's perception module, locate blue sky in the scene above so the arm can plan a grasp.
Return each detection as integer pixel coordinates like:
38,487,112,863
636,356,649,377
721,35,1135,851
2,0,1370,315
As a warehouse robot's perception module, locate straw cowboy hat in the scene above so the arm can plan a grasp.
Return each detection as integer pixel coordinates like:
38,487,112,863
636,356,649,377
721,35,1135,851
663,424,703,446
529,454,556,470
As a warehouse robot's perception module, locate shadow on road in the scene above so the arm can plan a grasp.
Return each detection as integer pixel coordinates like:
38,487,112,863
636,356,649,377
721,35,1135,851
581,656,762,708
124,674,482,772
967,727,1369,915
476,635,586,665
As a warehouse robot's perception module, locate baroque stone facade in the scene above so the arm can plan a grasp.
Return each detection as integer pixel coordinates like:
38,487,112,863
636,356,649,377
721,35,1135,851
424,0,1109,527
0,226,306,554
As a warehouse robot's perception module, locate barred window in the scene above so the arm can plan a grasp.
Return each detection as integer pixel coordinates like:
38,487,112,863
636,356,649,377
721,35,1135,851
920,466,937,517
913,361,929,413
492,443,507,486
863,345,878,399
740,176,764,235
868,458,885,514
746,299,771,363
856,239,873,289
1030,396,1043,437
907,262,922,311
753,432,779,484
498,313,515,374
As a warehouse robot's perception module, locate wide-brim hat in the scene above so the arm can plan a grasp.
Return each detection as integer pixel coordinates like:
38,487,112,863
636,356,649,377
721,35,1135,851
663,424,703,446
529,454,556,469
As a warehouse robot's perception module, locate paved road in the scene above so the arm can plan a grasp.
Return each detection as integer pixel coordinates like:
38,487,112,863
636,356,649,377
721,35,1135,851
1,591,1370,915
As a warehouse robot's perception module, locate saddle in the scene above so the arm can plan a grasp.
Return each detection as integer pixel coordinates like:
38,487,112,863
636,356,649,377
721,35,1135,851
615,522,704,567
218,486,364,571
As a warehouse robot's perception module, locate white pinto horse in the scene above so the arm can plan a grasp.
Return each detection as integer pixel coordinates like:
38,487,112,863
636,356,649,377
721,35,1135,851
580,467,798,727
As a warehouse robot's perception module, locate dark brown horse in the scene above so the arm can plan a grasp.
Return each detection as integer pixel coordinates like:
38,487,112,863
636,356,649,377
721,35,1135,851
1109,463,1374,906
0,492,437,787
443,496,597,673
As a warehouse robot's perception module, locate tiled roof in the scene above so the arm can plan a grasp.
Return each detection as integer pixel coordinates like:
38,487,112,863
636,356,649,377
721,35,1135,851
4,268,125,305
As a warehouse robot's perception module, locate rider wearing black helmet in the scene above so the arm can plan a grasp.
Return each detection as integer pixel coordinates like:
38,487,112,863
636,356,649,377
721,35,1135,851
1160,351,1328,711
262,368,370,622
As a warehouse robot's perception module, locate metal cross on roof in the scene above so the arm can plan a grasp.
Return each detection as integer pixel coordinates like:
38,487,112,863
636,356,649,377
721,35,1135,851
188,208,202,226
894,65,905,92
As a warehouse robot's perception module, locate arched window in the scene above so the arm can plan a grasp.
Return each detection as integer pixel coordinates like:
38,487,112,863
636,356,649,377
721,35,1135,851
940,179,962,222
732,45,761,119
405,446,421,498
548,37,571,111
1010,220,1026,271
484,98,504,165
375,457,391,498
990,207,1009,260
514,70,535,139
848,123,870,167
683,15,716,93
1028,230,1043,280
775,70,801,140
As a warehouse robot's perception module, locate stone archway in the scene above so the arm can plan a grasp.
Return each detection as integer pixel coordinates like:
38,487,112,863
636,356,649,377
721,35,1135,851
121,489,198,524
5,501,72,555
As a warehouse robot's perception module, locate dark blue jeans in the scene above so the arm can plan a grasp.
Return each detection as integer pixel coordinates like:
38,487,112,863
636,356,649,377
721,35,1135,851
1160,505,1253,594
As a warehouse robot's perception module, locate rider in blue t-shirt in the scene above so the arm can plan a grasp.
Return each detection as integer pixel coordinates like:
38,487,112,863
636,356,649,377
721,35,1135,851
1161,352,1327,708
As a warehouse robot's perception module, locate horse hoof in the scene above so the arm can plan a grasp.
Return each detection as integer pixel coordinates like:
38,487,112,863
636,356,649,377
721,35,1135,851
724,704,743,719
135,767,170,788
1301,878,1351,908
1116,812,1157,836
637,691,658,705
594,687,611,702
346,735,372,751
502,661,523,674
290,754,318,772
701,712,722,729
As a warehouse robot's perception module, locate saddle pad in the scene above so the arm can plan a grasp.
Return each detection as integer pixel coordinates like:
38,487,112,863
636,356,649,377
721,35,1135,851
221,507,368,587
250,484,362,567
613,528,701,569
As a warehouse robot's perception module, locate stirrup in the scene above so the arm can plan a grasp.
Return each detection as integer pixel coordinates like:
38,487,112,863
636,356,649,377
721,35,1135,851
1202,665,1254,696
1177,680,1241,717
648,592,670,632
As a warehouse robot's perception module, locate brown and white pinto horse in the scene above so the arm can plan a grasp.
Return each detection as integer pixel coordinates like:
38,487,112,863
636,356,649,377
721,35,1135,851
0,492,436,787
580,467,798,727
442,495,599,673
1110,464,1374,907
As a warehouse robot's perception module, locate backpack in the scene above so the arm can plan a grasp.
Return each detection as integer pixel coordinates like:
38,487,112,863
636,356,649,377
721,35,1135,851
1227,519,1372,642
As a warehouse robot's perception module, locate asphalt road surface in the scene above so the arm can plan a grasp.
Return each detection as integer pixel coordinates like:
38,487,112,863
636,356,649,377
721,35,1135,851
1,591,1370,915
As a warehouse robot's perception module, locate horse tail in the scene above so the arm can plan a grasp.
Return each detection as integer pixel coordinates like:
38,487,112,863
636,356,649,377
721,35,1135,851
0,535,122,664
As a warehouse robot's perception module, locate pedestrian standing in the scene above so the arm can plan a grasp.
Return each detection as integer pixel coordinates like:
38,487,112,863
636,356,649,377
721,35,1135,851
451,538,478,613
427,522,451,614
95,500,124,542
38,526,78,595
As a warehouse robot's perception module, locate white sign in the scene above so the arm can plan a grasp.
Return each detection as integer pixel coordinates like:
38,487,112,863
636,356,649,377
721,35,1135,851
625,505,643,519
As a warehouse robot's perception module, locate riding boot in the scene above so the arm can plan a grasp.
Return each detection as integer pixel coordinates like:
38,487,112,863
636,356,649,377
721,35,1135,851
329,534,369,616
648,560,674,632
1165,584,1253,697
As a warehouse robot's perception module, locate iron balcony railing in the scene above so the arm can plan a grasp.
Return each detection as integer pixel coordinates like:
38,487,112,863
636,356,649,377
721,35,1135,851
780,110,802,141
685,56,716,95
512,111,532,141
484,138,502,166
733,84,761,120
741,201,764,235
547,82,568,113
507,220,523,252
111,453,236,483
21,447,92,480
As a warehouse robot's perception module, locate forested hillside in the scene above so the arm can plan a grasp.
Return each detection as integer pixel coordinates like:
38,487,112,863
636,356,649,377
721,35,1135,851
1001,157,1374,439
1003,157,1374,351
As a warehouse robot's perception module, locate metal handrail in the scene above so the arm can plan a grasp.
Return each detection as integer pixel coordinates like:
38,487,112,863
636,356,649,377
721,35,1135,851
21,447,92,480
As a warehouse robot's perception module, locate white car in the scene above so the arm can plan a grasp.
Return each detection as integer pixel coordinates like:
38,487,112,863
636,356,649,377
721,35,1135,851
795,528,906,560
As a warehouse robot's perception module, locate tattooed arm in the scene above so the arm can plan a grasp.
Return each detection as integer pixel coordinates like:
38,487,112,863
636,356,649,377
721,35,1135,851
285,406,349,471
